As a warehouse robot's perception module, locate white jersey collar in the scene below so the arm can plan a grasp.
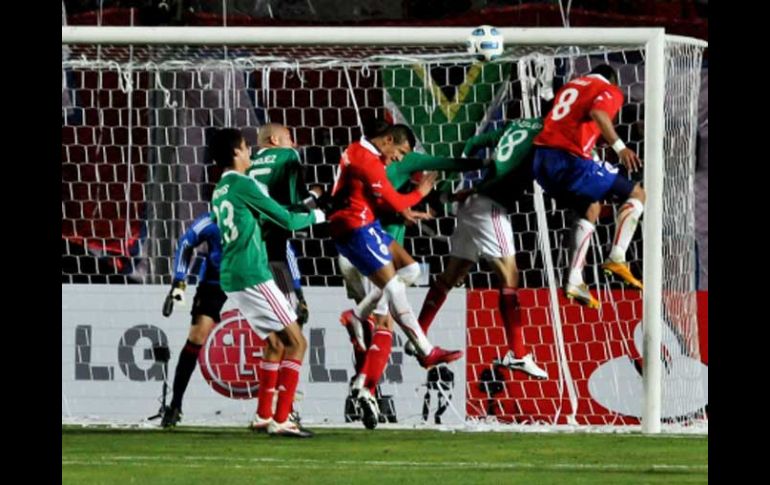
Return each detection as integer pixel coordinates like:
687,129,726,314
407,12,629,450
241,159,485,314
586,73,611,84
360,137,381,156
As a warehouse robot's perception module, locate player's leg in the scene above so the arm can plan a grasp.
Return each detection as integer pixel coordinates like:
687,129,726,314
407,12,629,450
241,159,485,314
250,332,283,431
417,194,482,335
335,224,460,428
266,260,307,421
335,223,460,367
564,201,601,308
226,282,312,437
487,257,547,380
347,241,421,325
465,194,548,380
603,182,645,289
163,283,226,428
338,255,372,376
418,257,473,334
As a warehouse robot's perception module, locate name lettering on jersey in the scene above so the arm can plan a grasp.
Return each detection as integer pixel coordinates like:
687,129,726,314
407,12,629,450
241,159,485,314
570,79,591,87
251,154,277,165
212,185,230,200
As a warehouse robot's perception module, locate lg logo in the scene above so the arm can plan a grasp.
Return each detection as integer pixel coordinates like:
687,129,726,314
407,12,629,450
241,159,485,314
74,324,169,381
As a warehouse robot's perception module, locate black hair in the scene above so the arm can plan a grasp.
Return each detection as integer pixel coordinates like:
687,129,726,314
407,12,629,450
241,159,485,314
590,64,618,85
209,128,244,168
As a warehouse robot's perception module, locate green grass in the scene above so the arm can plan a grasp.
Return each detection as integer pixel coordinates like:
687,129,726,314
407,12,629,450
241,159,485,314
62,426,707,485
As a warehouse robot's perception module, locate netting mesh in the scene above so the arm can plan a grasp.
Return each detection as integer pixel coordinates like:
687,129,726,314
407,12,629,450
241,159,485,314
61,39,705,428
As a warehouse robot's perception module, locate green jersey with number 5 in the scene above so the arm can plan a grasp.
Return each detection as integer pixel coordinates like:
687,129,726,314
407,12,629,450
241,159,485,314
212,171,319,292
462,118,543,212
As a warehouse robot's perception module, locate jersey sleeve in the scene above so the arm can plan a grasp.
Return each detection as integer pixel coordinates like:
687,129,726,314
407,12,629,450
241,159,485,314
462,128,505,157
359,155,423,213
398,152,485,173
240,179,318,231
592,86,624,119
172,214,215,283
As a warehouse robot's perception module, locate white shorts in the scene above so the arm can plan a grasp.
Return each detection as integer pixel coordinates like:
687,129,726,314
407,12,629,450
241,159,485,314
450,193,515,262
338,255,389,316
226,280,298,339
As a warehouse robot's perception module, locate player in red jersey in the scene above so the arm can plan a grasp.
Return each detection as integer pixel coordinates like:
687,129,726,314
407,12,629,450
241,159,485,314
328,123,463,429
533,64,645,308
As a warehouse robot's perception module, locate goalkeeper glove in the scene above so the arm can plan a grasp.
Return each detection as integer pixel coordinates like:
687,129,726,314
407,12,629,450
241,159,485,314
162,280,187,317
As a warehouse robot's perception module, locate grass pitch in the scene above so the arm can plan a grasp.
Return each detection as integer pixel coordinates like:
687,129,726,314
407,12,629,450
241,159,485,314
62,426,707,484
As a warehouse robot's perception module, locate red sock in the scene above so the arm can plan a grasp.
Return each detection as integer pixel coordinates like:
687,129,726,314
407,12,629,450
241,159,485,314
362,330,393,393
274,359,302,423
257,360,280,419
418,279,450,333
354,348,367,375
499,287,527,358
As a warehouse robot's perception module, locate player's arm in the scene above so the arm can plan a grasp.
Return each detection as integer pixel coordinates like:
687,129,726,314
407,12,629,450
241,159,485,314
284,151,325,210
362,160,432,213
462,128,505,157
163,215,210,316
243,181,325,231
398,152,485,173
171,225,199,284
590,93,642,172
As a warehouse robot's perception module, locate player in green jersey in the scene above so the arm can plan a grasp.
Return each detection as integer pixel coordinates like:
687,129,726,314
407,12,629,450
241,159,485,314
249,124,323,326
247,123,324,428
210,128,324,438
415,118,549,380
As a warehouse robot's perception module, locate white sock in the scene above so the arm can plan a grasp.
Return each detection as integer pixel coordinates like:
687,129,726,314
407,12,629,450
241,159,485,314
383,277,434,356
397,262,421,286
354,287,383,321
568,219,595,286
358,263,422,319
609,198,644,263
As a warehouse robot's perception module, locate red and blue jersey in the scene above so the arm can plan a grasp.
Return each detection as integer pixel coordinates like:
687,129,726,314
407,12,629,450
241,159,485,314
328,137,423,239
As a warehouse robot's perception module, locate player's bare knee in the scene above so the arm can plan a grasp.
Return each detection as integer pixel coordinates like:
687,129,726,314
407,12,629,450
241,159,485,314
188,316,214,345
375,314,392,331
280,325,306,357
585,202,601,222
630,184,645,203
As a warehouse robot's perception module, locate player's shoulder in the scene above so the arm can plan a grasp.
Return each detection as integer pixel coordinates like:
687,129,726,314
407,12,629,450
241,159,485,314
252,147,300,163
346,139,381,165
509,117,544,131
215,171,255,196
191,212,217,234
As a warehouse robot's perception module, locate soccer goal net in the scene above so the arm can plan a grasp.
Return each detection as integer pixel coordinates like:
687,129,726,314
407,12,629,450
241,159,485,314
61,27,706,433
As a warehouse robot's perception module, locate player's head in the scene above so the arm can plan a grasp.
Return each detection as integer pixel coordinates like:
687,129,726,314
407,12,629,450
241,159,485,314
589,64,618,85
363,116,391,139
372,123,416,163
210,128,250,171
258,123,295,148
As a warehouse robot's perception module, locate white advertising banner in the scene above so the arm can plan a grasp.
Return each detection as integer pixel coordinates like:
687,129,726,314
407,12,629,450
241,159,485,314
62,285,466,426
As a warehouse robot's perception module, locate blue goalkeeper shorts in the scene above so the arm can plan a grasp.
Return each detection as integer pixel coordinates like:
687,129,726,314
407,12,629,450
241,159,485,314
334,221,394,276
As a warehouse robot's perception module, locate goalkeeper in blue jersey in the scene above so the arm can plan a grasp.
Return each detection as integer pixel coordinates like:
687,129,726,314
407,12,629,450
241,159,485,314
160,212,226,428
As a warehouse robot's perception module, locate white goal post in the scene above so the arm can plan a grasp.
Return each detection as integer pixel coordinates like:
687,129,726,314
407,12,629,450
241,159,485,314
61,26,707,434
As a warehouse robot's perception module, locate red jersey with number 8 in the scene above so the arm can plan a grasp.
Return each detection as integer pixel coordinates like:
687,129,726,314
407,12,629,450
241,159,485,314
534,75,624,159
